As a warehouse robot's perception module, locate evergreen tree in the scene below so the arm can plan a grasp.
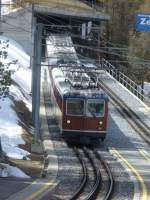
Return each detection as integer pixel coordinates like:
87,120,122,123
0,40,15,99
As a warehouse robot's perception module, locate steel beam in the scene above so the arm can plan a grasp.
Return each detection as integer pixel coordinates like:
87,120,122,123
32,23,43,140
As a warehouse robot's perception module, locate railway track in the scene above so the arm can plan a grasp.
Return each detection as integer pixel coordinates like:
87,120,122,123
43,67,114,200
44,82,114,199
70,146,114,200
95,151,114,200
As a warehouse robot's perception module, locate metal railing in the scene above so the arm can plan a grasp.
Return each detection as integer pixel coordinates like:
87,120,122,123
101,58,150,106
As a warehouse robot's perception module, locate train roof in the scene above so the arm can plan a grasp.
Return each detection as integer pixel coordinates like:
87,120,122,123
46,35,80,65
51,67,108,100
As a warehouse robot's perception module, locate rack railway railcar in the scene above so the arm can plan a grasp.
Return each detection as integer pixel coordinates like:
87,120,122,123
46,35,108,143
48,66,109,143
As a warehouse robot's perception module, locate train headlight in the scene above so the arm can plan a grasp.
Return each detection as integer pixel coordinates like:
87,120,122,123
67,120,71,124
99,121,103,125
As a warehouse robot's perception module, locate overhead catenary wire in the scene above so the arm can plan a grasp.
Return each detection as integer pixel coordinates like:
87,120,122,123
38,39,150,65
76,53,150,66
1,1,149,66
74,44,150,64
91,34,150,64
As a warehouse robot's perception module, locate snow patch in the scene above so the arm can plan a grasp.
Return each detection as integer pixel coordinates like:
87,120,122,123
0,35,30,68
0,97,30,159
144,82,150,97
0,35,32,177
12,67,31,94
0,36,31,159
0,163,30,178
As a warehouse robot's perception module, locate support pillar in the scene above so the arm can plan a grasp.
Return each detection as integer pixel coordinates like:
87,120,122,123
32,23,43,141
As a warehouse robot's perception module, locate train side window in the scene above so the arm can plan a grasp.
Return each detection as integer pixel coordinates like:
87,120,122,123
86,99,105,117
66,99,84,116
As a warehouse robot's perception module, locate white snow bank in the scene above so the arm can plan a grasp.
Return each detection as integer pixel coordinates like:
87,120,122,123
1,0,12,15
0,36,31,160
0,163,30,178
144,82,150,96
10,84,31,111
11,67,32,111
85,63,96,68
0,35,32,178
12,67,31,94
0,35,31,110
0,97,30,159
0,35,30,68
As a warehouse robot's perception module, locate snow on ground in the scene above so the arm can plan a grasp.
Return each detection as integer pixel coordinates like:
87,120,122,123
0,35,30,68
144,82,150,97
0,97,30,159
1,0,13,15
11,68,32,111
0,36,31,178
0,163,30,178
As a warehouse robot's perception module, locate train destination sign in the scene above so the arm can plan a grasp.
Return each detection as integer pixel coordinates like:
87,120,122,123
135,13,150,31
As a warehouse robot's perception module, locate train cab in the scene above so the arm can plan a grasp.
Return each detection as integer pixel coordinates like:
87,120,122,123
50,67,109,143
62,91,108,142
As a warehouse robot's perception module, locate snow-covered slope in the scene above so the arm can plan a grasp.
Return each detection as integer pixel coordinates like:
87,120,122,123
0,36,31,178
0,163,30,178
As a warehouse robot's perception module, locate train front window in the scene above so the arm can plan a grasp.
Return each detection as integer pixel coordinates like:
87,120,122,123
66,99,84,116
86,99,105,117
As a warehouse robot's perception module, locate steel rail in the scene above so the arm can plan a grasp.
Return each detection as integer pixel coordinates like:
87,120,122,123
69,147,102,200
95,150,114,200
83,147,101,200
69,147,88,200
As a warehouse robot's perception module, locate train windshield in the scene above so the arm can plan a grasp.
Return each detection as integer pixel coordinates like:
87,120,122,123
66,99,84,116
86,99,105,117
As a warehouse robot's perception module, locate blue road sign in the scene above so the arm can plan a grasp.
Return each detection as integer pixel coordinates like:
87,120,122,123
135,13,150,31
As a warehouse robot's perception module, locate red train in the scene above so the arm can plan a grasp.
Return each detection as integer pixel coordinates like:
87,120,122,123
48,65,109,143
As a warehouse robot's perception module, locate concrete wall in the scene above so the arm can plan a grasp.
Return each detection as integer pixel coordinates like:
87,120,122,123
1,6,32,55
